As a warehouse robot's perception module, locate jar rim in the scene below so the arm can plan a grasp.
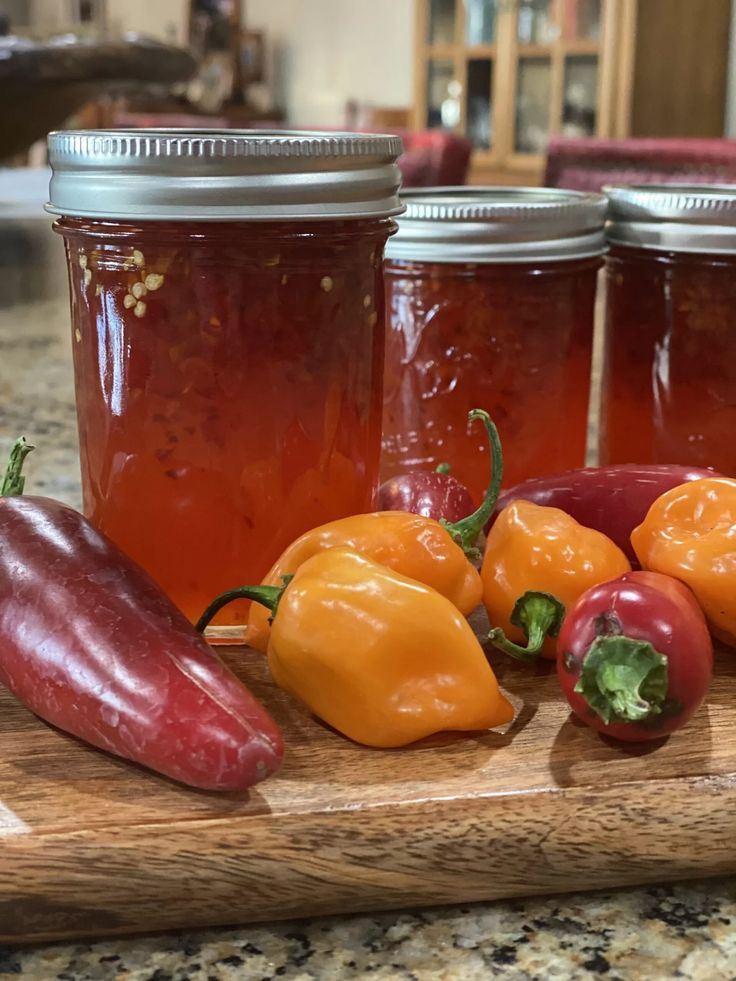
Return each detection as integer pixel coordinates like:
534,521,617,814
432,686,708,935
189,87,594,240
605,183,736,253
46,128,404,221
385,186,607,263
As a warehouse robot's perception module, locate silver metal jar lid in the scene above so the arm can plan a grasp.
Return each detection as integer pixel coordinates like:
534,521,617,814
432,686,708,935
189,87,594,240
605,184,736,254
45,129,404,221
384,187,607,263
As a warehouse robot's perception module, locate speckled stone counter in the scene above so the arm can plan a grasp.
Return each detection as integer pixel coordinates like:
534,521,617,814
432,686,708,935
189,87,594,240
3,883,736,981
2,240,736,981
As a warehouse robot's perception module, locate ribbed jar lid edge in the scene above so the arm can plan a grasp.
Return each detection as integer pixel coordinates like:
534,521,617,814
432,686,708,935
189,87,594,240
604,184,736,253
46,128,404,221
386,186,607,262
47,129,405,161
605,183,736,218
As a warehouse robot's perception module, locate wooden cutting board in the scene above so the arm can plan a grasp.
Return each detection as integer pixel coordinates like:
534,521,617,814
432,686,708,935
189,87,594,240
2,627,736,944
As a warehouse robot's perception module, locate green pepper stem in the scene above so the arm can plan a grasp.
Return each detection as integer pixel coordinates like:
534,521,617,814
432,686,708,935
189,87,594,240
1,437,34,497
442,409,503,554
488,590,566,662
574,635,668,724
195,577,292,633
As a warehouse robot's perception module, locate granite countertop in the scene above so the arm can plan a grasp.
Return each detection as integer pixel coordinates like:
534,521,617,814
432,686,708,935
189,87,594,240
2,226,736,981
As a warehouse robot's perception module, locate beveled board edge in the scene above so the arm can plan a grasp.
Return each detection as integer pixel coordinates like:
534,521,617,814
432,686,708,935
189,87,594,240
2,772,736,943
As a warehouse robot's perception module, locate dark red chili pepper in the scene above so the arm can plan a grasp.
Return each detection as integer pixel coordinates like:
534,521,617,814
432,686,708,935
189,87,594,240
376,464,475,524
0,438,283,791
376,410,496,525
491,464,721,562
557,570,712,742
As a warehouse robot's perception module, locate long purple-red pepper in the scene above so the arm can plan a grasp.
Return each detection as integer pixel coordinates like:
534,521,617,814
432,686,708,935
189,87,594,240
490,464,721,562
0,437,283,791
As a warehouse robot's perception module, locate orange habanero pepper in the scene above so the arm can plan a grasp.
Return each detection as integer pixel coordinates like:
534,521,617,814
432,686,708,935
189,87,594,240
484,500,631,660
198,548,514,748
245,410,502,652
631,477,736,647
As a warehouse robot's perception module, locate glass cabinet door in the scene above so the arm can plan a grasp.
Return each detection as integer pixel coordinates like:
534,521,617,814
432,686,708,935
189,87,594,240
427,59,462,129
515,57,552,153
562,55,598,137
517,0,557,44
560,0,602,40
428,0,457,44
511,0,604,156
417,0,608,169
466,58,493,148
465,0,497,44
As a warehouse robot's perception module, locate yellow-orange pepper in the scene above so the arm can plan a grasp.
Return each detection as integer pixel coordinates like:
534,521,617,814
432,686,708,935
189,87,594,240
483,500,631,659
198,548,514,748
245,410,502,652
632,477,736,646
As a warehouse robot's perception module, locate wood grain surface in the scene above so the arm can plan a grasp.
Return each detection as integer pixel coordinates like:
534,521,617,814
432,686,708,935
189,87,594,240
2,618,736,943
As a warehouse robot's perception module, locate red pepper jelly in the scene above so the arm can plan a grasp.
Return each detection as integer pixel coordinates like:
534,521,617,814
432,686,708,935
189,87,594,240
600,184,736,472
46,130,402,633
381,189,606,498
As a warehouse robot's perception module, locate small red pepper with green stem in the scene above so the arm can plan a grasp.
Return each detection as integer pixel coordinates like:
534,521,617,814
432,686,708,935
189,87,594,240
556,571,712,741
377,462,476,523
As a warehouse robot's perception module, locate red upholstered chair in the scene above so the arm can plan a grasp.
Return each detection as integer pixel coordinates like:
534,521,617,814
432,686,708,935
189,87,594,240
396,130,473,187
544,137,736,191
322,125,473,186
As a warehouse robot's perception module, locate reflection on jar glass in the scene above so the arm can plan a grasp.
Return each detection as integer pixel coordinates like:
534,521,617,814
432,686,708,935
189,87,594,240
600,184,736,473
382,188,606,500
47,130,401,635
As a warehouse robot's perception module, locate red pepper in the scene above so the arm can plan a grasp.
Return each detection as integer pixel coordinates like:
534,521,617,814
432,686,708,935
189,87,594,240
0,438,283,791
556,571,712,742
491,464,721,562
376,465,475,524
377,413,487,525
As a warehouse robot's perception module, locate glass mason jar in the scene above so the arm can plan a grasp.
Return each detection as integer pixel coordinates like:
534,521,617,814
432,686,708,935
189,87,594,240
600,184,736,471
47,129,402,633
381,188,606,497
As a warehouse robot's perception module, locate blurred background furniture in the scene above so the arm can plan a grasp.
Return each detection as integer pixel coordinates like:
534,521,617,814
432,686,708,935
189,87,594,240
397,129,473,186
544,137,736,191
184,0,282,121
3,0,734,187
0,0,285,164
0,35,195,161
414,0,732,186
345,101,412,131
97,1,284,129
342,101,472,186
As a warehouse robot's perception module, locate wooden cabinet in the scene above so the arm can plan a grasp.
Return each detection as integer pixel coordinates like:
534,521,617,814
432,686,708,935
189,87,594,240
412,0,732,186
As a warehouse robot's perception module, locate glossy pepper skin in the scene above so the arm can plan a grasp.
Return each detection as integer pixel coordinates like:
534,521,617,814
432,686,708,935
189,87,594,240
557,571,712,741
491,464,720,563
484,500,631,660
200,548,514,748
376,466,475,524
245,409,503,652
632,477,736,646
246,512,482,651
0,439,283,792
